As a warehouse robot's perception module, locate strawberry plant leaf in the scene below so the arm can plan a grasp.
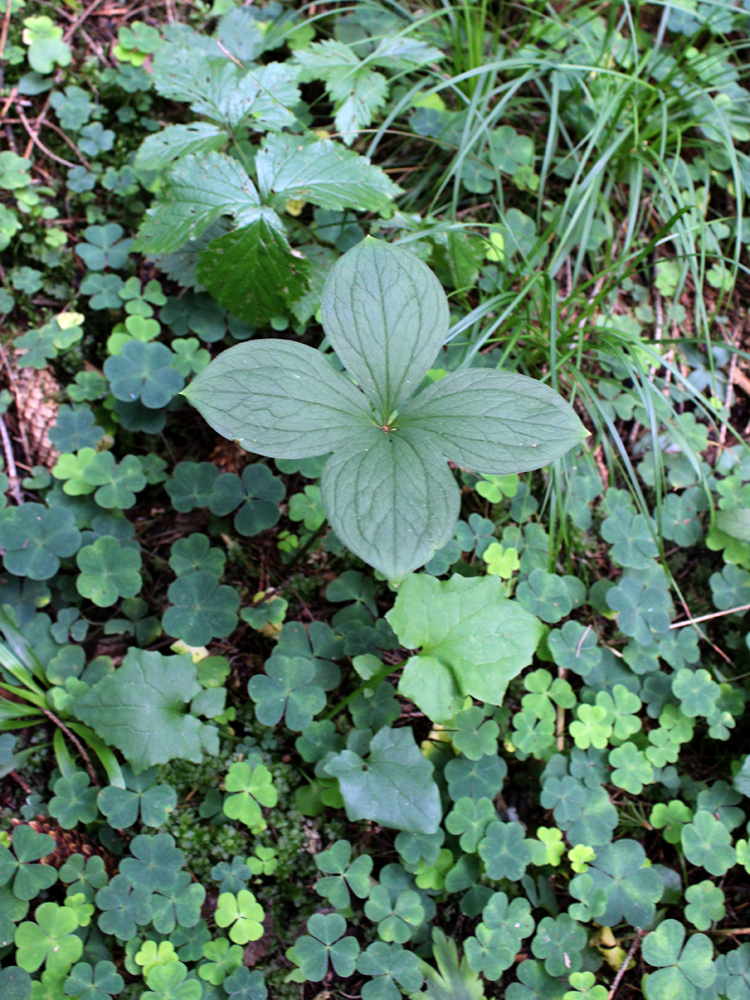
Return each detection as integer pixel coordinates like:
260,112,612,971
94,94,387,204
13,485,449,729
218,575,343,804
257,134,401,212
195,217,308,325
134,152,264,257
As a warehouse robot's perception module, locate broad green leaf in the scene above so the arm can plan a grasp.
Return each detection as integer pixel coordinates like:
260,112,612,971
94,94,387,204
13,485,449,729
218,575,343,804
196,217,309,326
320,426,460,580
386,574,543,723
321,237,448,415
256,134,401,214
401,369,588,474
183,339,372,458
324,726,441,834
134,152,263,256
73,649,216,773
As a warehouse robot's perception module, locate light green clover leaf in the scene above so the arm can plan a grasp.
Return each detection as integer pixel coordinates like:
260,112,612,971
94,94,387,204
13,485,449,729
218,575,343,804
641,919,716,1000
214,891,264,945
15,902,83,975
681,810,736,876
223,762,278,830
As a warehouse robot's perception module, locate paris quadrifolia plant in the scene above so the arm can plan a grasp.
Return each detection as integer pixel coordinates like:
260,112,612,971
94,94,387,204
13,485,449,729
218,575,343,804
184,238,587,579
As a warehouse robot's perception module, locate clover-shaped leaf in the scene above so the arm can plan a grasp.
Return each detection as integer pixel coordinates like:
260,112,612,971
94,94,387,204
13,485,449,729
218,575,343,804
516,569,585,623
184,239,586,578
293,913,360,982
449,706,500,760
445,797,496,853
169,534,225,578
49,406,104,453
606,576,671,645
650,801,693,845
0,826,58,901
681,810,736,875
48,772,99,829
120,833,185,894
445,753,507,802
59,855,108,903
608,742,654,794
710,564,750,611
104,341,185,409
212,857,252,896
223,762,278,830
548,622,601,677
83,452,147,509
15,901,83,975
248,655,326,732
199,938,243,985
601,510,659,568
0,504,80,580
315,839,373,909
642,919,716,1000
98,765,177,829
685,880,725,931
143,961,201,1000
76,224,133,270
163,571,239,645
531,914,586,977
571,839,663,928
478,821,535,880
64,961,124,999
22,14,72,73
465,892,534,981
76,536,142,607
94,875,151,941
387,573,543,723
223,967,268,1000
214,890,264,945
357,942,424,1000
207,464,284,535
715,944,750,1000
672,668,720,718
365,886,425,944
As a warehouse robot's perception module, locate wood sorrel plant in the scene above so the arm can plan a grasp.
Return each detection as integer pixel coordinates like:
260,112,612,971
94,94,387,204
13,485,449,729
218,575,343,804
184,238,586,578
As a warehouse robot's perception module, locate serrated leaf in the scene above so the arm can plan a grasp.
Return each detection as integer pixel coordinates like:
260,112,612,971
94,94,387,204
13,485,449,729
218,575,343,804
320,426,460,580
401,369,587,474
324,726,441,833
135,123,227,172
256,134,401,212
196,217,309,325
134,152,263,256
386,574,543,723
183,338,372,457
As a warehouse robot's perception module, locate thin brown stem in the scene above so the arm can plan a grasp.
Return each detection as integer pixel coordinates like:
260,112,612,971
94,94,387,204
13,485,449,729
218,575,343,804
42,709,100,787
670,604,750,629
607,928,644,1000
0,413,22,504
